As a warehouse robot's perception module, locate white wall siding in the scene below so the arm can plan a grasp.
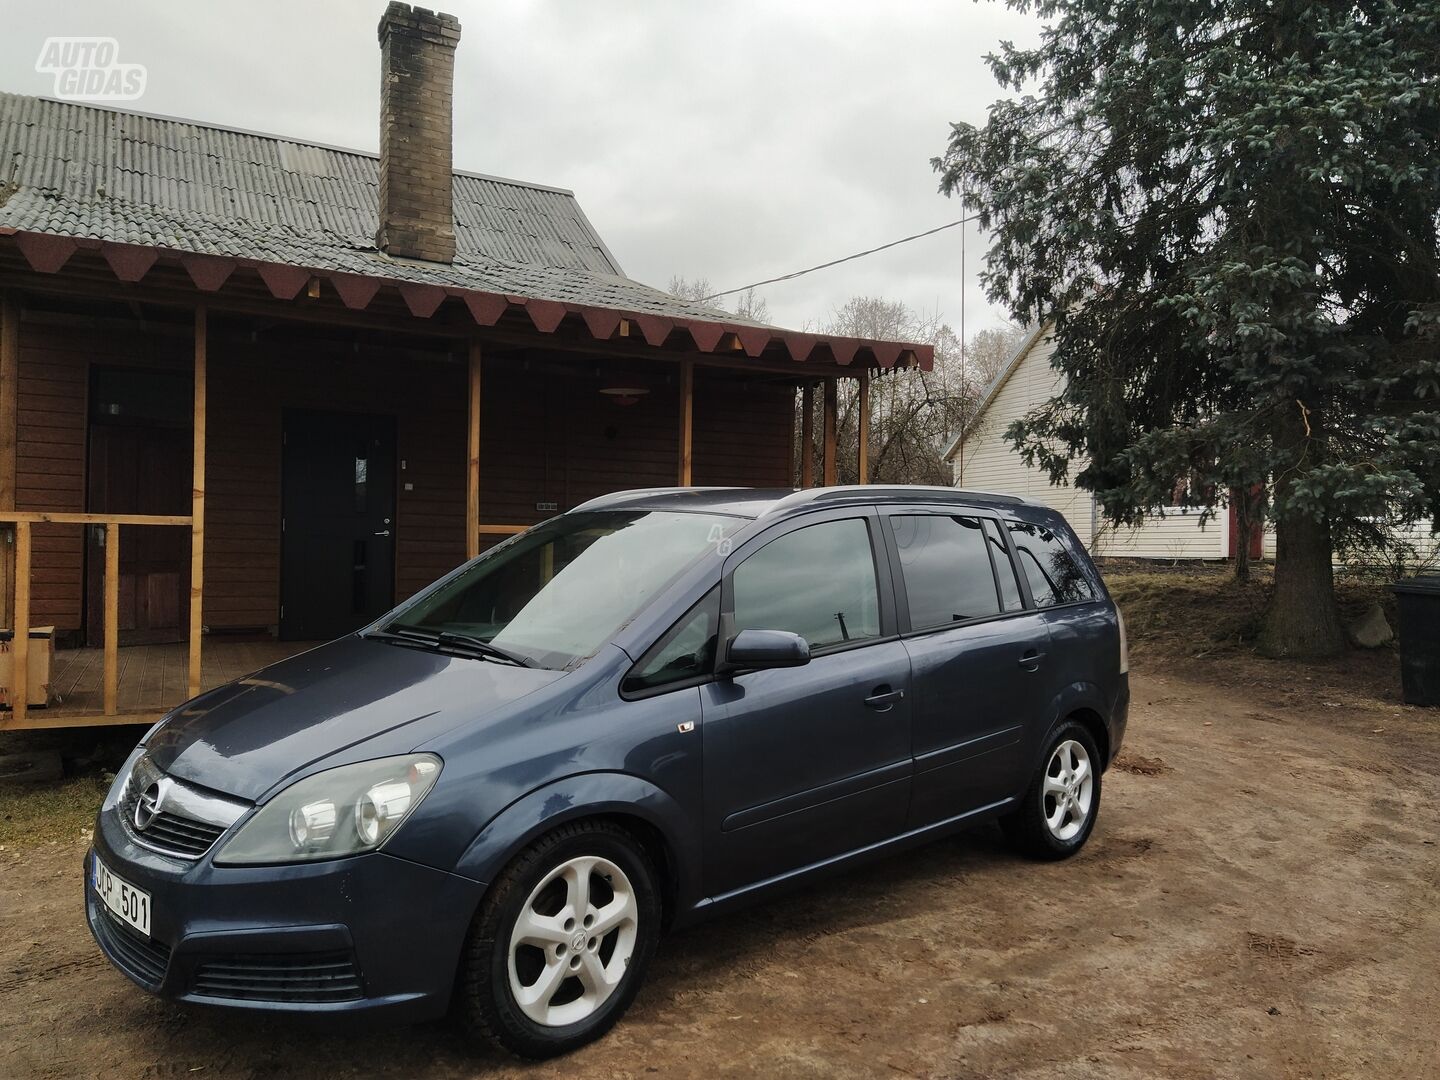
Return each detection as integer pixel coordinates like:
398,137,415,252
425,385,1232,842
1093,508,1225,560
955,328,1227,560
954,322,1430,568
954,334,1098,547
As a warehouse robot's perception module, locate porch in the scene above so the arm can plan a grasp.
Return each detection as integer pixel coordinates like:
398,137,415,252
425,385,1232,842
17,638,314,730
0,272,879,731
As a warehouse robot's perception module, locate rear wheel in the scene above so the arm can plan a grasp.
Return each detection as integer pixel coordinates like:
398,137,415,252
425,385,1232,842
457,821,660,1059
1002,721,1101,859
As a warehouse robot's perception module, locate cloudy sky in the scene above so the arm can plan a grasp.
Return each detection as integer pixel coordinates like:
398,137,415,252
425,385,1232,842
1,1,1041,334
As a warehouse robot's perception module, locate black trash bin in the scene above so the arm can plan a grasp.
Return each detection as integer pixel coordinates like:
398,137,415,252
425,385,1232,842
1393,574,1440,707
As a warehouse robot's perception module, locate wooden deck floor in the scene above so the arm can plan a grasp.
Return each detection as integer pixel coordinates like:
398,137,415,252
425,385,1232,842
19,640,315,726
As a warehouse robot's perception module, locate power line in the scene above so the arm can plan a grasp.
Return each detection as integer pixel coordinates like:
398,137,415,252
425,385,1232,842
700,212,984,302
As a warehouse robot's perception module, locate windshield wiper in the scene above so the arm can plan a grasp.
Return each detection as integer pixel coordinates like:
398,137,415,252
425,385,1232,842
435,631,536,668
367,625,537,668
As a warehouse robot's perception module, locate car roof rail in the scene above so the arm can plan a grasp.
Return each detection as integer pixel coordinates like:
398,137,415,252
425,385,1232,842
567,487,750,513
756,484,1026,520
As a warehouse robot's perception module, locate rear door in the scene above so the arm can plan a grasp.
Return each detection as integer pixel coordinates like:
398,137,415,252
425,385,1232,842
880,507,1054,827
700,508,913,897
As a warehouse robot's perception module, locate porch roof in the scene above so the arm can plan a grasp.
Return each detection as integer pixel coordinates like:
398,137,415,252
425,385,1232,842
0,93,931,371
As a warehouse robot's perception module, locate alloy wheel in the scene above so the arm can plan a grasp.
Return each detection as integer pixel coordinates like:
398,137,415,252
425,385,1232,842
1042,738,1094,842
507,855,639,1027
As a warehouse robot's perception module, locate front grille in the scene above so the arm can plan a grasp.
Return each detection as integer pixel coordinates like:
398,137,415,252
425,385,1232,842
192,951,364,1003
116,756,246,861
91,902,171,988
121,784,226,857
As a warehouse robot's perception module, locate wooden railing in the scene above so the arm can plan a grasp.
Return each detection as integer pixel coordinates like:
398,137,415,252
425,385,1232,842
2,511,193,727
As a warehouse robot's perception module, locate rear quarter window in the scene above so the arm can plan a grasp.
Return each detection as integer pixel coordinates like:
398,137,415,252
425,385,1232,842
1006,520,1096,607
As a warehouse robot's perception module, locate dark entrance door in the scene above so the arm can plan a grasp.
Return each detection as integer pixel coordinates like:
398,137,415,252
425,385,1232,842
87,369,193,646
280,411,397,641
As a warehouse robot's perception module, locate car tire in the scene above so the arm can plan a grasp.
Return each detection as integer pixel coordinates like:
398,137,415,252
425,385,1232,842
1001,720,1102,860
456,820,661,1059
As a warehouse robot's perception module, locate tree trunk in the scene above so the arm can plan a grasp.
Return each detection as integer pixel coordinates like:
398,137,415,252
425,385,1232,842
1256,403,1345,657
1232,485,1262,584
1256,510,1345,657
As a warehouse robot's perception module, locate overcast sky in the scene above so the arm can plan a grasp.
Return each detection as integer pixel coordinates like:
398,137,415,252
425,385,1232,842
1,0,1041,335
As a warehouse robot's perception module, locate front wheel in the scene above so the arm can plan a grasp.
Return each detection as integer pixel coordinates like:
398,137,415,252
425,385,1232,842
1001,721,1102,859
456,821,661,1059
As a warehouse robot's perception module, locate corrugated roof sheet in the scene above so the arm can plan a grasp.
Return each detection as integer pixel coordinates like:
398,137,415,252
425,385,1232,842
0,92,763,325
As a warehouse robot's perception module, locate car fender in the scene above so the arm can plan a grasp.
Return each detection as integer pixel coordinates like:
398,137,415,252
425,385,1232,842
453,771,703,910
1032,679,1114,766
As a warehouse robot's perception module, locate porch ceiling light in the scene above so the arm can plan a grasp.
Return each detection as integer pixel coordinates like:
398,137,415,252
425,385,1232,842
598,385,649,406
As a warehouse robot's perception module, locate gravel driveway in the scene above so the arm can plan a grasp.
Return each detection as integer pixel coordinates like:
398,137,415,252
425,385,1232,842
2,663,1437,1079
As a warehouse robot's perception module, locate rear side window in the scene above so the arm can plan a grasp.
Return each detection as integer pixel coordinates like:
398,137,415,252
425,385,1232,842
889,515,1001,629
732,518,880,649
1007,520,1095,606
982,519,1025,612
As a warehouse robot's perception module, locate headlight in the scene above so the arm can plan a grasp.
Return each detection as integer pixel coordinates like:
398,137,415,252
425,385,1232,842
213,754,442,866
102,746,146,813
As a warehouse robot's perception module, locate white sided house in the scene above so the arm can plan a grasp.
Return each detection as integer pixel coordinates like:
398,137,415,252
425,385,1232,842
946,325,1440,566
945,325,1239,561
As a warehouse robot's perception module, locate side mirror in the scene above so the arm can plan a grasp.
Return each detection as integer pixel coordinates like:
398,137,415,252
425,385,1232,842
724,628,811,671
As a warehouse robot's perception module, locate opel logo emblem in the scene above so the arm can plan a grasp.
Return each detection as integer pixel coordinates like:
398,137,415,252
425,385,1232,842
133,781,163,831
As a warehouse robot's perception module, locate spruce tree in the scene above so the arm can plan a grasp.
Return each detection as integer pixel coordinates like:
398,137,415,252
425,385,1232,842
936,0,1440,657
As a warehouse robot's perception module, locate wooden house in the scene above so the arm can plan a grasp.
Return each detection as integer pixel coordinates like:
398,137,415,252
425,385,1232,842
0,4,929,729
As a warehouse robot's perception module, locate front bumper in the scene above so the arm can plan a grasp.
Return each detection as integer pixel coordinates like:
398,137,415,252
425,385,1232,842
87,804,485,1021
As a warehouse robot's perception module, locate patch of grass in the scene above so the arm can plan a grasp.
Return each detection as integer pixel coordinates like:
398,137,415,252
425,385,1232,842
1102,562,1400,661
0,774,109,851
1100,561,1407,707
1105,565,1268,658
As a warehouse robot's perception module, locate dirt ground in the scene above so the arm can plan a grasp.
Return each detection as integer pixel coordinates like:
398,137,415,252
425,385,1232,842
2,644,1438,1076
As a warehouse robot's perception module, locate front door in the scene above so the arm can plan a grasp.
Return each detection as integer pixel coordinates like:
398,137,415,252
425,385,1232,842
701,511,912,897
86,370,193,646
280,411,396,641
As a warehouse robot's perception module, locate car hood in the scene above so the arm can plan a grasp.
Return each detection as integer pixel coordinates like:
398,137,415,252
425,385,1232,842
145,635,565,801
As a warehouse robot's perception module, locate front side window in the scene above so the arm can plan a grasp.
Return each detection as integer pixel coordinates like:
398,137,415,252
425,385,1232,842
731,517,880,650
1007,520,1096,607
623,587,720,695
890,514,1002,630
387,511,742,669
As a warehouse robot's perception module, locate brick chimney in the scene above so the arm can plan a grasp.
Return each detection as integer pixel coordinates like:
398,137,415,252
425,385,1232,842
376,3,461,263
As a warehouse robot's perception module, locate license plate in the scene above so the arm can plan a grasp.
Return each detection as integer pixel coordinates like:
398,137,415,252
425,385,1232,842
93,853,151,938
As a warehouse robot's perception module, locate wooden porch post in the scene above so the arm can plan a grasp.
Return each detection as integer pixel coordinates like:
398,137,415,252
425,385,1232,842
466,341,482,560
800,383,815,488
0,292,17,629
9,520,29,724
857,369,870,484
103,525,120,715
188,307,207,700
677,359,694,485
822,378,838,486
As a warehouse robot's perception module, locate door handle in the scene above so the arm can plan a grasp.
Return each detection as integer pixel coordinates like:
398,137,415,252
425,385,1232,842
374,530,391,537
864,686,906,710
1018,649,1045,671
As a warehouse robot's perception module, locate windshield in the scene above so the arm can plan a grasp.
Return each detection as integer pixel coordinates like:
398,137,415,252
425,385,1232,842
380,510,743,670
